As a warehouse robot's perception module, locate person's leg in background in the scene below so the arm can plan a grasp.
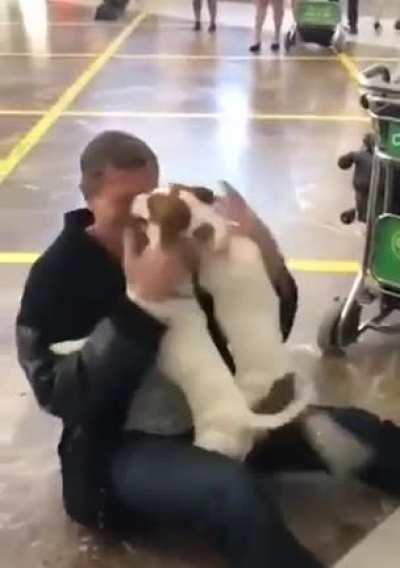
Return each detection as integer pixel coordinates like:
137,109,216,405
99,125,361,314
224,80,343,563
271,0,284,51
207,0,218,33
248,406,400,499
111,432,322,568
347,0,359,34
249,0,270,54
95,0,129,21
193,0,203,31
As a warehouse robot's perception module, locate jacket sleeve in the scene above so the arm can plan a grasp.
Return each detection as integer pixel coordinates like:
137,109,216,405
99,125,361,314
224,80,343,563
16,266,166,426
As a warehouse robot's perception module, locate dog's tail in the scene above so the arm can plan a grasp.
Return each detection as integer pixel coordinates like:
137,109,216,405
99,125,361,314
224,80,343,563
251,374,315,431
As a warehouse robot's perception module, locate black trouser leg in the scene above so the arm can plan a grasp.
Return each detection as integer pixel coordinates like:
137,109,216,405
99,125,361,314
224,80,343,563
347,0,359,31
249,406,400,498
104,0,130,7
95,0,129,20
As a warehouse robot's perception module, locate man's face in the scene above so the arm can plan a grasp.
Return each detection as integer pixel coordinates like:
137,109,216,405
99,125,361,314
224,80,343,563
89,162,159,229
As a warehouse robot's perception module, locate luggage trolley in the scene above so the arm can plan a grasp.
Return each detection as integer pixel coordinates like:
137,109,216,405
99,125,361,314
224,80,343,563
318,65,400,353
285,0,345,53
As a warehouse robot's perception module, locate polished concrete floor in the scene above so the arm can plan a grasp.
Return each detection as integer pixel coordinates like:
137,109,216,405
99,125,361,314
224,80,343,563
1,0,400,567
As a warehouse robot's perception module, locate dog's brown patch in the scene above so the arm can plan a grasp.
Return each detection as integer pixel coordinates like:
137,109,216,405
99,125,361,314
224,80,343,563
193,223,215,243
148,193,191,247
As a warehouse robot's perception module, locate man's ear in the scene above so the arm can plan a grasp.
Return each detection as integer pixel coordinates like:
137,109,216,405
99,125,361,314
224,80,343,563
148,193,191,247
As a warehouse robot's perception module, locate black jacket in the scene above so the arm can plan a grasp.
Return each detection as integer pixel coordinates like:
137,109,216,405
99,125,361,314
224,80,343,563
16,209,297,529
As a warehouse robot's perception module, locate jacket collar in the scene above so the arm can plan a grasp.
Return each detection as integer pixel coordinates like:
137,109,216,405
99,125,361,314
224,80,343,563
64,208,94,231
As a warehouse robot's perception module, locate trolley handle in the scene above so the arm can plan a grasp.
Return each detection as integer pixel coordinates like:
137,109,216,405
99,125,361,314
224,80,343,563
359,66,400,109
362,64,391,83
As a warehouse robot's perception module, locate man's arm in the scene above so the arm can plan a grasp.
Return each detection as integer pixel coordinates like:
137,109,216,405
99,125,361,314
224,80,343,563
16,261,165,426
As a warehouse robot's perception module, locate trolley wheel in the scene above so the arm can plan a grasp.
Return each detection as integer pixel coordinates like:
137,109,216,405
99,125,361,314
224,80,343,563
317,299,361,354
340,209,356,225
360,94,369,110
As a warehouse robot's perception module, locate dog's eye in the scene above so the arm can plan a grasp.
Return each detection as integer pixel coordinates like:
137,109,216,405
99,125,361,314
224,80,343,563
134,216,148,228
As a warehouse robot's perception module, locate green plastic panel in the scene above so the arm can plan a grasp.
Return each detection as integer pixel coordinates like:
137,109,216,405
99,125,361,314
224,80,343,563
372,214,400,289
296,1,341,27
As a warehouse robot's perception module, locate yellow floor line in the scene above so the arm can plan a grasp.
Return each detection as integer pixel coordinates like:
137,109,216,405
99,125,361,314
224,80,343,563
0,253,39,264
354,56,400,62
0,52,97,58
0,12,147,186
0,52,398,62
62,110,368,122
0,110,369,122
337,52,360,84
0,252,360,273
0,110,45,116
116,54,340,61
0,21,124,27
288,260,359,274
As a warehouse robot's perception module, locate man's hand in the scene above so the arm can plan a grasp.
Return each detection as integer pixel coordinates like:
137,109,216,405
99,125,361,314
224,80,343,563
124,219,199,303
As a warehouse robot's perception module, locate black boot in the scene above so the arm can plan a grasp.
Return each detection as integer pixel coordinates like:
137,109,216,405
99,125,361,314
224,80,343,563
95,1,128,21
347,0,359,34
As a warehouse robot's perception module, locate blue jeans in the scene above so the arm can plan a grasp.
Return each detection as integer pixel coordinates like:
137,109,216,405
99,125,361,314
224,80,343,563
110,407,400,568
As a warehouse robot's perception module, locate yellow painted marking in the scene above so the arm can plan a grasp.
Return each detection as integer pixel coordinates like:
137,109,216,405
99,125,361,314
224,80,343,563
0,21,124,27
0,52,97,58
63,110,368,122
0,253,39,264
288,260,360,274
0,52,398,62
0,110,45,116
0,110,369,121
337,53,360,84
116,54,341,61
0,12,147,185
0,252,360,274
353,56,400,62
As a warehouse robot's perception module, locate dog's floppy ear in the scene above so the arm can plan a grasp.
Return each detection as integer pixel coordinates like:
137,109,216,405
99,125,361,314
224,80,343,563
188,186,215,205
148,193,191,247
170,184,215,205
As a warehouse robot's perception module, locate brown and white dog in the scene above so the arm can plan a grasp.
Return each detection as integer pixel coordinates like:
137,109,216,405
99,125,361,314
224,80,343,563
127,184,314,460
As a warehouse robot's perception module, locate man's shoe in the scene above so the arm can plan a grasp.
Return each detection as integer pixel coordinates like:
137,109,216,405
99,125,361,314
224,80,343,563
249,43,261,54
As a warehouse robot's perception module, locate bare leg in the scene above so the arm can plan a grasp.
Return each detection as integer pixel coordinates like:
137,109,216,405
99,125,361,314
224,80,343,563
271,0,284,50
250,0,270,53
207,0,217,31
193,0,202,30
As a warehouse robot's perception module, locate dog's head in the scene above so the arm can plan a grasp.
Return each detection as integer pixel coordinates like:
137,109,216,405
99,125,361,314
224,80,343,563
131,184,229,250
